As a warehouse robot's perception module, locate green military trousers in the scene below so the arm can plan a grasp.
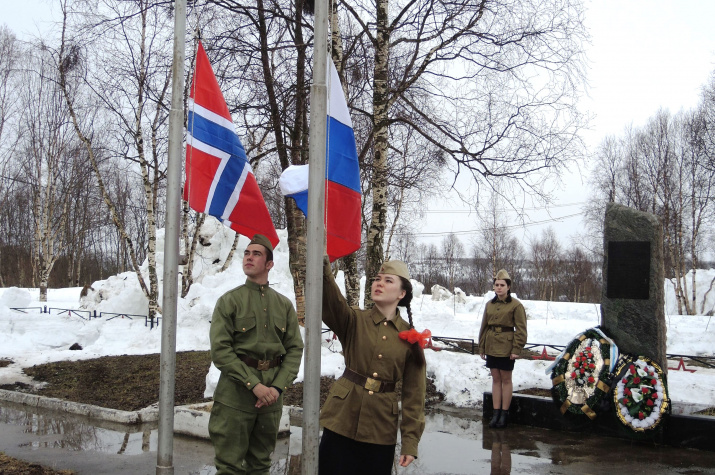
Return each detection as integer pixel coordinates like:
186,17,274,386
209,401,283,475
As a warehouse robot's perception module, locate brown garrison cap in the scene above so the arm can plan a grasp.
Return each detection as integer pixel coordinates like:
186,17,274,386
378,260,410,280
249,234,273,252
495,269,511,281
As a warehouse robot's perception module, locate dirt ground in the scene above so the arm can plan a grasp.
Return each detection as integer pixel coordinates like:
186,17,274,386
0,453,74,475
0,351,443,411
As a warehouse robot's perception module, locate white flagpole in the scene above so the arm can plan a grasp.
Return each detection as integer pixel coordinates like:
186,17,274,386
302,0,329,472
157,0,186,473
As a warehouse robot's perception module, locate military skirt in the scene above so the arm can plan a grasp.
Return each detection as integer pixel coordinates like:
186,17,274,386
319,428,396,475
486,355,515,371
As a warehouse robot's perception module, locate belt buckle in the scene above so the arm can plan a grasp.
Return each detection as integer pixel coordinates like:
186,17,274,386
364,377,381,392
494,327,502,333
257,360,270,371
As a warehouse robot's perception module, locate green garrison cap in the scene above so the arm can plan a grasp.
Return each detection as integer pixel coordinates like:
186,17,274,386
378,260,410,280
495,269,511,281
249,234,273,253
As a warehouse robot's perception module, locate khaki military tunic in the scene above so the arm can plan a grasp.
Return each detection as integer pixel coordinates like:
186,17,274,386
477,296,527,357
320,260,426,457
210,279,304,412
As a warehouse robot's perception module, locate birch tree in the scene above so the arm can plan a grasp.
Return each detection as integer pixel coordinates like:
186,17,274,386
441,233,464,291
58,0,174,320
17,43,81,301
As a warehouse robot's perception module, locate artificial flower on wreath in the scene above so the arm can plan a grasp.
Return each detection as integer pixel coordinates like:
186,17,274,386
613,355,669,431
550,327,616,420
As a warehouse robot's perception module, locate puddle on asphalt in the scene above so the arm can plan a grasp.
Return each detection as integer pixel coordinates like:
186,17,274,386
0,400,158,455
2,400,715,474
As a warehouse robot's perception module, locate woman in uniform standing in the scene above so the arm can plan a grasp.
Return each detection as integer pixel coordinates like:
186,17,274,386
478,269,527,429
319,258,427,474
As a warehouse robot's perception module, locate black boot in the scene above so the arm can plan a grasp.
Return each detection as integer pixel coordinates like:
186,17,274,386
495,409,509,428
488,408,501,428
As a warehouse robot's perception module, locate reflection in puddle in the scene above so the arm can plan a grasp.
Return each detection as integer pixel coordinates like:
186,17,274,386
400,411,556,474
489,431,511,475
0,402,157,455
3,401,715,474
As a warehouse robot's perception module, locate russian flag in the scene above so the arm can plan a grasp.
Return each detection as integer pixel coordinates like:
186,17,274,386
279,60,361,262
184,42,279,248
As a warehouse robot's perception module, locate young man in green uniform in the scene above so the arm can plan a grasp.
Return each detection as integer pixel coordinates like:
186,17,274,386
209,234,304,474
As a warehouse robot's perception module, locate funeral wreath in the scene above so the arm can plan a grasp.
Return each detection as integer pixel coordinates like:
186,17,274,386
550,327,614,419
613,355,669,431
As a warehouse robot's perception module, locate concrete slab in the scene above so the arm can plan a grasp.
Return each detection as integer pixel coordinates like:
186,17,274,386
173,401,292,439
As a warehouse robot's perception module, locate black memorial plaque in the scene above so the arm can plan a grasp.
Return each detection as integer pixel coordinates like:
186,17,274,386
606,241,650,299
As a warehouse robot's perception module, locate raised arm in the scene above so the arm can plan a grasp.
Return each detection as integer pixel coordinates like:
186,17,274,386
321,257,356,341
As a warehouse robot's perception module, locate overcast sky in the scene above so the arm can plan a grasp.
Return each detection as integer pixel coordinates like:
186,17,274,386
4,0,715,249
425,0,715,249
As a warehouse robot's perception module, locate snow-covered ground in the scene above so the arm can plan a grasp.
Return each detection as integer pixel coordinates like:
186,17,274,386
1,223,714,408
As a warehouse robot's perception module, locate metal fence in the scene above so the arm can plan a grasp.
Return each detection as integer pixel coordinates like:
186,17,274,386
7,309,714,367
10,306,160,329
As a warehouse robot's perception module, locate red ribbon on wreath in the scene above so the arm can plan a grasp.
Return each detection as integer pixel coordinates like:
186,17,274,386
398,328,440,351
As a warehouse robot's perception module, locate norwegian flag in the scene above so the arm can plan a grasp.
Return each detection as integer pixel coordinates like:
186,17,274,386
184,42,279,248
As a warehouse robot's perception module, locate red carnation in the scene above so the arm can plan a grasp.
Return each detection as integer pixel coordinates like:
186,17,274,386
588,376,595,383
622,398,629,405
651,379,657,385
588,352,593,358
622,378,628,384
651,393,658,399
629,365,636,374
579,352,584,357
638,412,645,420
642,388,649,395
624,388,631,396
580,368,585,374
570,372,577,379
574,361,580,368
589,363,596,369
633,377,641,384
646,399,654,407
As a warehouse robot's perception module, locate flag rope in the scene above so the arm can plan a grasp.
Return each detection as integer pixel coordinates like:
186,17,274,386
185,33,199,213
325,3,333,246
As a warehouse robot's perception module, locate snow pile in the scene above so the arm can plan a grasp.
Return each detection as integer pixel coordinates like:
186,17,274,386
0,287,32,309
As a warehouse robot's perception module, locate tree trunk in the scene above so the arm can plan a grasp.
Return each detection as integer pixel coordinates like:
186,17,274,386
181,208,205,298
365,0,391,308
286,199,306,323
39,274,48,302
221,233,242,273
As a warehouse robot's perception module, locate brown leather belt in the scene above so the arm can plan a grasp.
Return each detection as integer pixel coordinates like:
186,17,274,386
342,368,396,393
490,325,514,333
239,355,282,371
